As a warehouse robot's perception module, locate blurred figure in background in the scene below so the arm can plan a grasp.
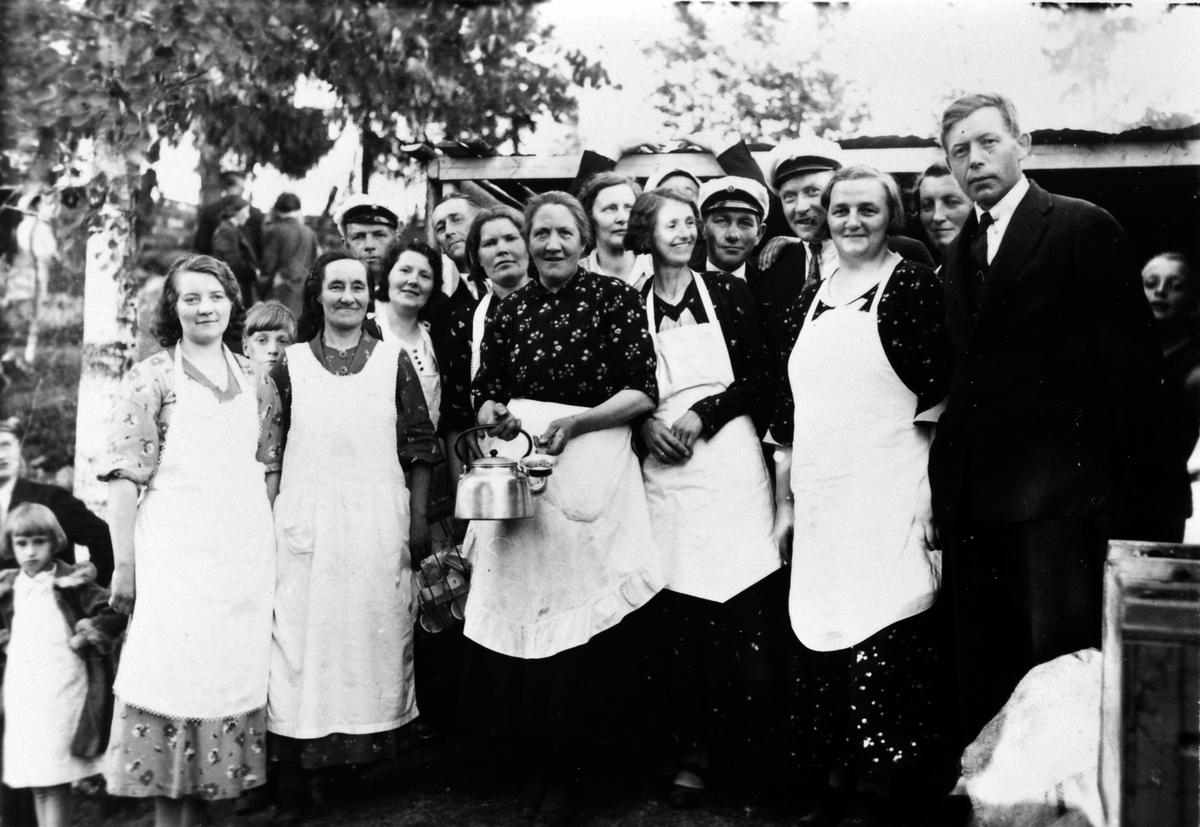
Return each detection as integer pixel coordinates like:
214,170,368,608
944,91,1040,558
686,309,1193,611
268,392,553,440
261,193,319,317
1142,252,1200,541
212,195,261,307
194,171,263,258
914,161,974,266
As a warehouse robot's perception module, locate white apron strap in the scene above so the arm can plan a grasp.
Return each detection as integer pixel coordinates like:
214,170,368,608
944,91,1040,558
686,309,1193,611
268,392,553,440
469,291,494,382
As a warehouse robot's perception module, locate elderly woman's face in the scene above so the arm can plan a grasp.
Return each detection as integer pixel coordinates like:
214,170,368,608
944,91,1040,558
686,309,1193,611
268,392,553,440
174,270,231,346
591,184,636,251
529,204,584,286
320,258,370,331
478,218,529,289
387,250,436,315
651,199,698,268
827,178,890,262
919,174,973,252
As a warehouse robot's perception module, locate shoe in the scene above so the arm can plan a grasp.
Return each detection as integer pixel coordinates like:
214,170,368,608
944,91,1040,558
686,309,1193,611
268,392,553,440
533,782,579,827
667,765,707,809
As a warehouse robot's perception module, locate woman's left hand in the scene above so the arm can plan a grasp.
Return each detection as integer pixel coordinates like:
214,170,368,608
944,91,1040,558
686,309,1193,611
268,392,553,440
669,411,704,453
538,416,578,456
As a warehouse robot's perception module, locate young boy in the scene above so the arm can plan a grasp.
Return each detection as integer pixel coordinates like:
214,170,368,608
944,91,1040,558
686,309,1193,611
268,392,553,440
241,300,296,369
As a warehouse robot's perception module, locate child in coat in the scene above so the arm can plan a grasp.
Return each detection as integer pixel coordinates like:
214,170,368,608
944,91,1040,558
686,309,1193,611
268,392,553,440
0,503,126,827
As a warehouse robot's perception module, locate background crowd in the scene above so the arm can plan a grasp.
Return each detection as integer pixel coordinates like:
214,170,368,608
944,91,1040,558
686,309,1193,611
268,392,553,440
0,91,1195,827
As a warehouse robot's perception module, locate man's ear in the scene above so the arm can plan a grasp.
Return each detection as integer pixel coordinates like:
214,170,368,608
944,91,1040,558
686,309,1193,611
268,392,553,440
1017,132,1032,161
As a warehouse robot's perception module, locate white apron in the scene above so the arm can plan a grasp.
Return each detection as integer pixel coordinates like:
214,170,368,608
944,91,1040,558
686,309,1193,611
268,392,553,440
115,345,274,719
268,341,417,738
787,256,939,651
462,398,663,659
379,318,442,431
642,274,778,603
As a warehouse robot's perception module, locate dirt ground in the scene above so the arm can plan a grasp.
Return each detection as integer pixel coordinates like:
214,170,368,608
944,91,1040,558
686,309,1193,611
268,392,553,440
75,737,815,827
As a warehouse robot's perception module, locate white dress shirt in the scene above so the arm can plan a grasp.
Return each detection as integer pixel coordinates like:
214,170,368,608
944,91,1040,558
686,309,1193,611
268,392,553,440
706,258,746,281
976,175,1030,266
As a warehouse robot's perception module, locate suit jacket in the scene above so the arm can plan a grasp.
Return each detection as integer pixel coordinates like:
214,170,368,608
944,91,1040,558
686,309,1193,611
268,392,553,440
194,202,264,259
261,216,319,316
5,479,115,586
929,180,1166,531
752,234,933,355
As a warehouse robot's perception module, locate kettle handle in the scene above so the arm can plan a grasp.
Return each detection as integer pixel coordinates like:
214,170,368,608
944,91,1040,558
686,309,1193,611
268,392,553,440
454,425,534,465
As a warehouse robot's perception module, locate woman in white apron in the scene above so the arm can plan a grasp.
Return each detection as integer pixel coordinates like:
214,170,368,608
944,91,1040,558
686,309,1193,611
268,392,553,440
770,166,957,825
101,255,275,827
259,252,442,822
625,189,782,807
577,172,654,290
465,191,663,826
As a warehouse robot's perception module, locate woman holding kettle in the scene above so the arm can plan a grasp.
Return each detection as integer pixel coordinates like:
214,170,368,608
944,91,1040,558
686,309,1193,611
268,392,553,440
464,190,663,827
626,187,783,807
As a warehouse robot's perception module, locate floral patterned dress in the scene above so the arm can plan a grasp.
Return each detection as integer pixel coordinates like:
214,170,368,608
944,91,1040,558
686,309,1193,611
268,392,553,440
100,347,274,799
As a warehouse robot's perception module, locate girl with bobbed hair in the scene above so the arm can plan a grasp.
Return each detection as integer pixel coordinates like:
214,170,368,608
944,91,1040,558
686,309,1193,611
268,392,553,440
577,171,653,289
771,164,956,823
628,188,781,807
101,253,277,825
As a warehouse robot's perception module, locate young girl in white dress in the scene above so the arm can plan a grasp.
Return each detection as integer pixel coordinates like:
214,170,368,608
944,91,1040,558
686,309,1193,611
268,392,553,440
1,503,126,827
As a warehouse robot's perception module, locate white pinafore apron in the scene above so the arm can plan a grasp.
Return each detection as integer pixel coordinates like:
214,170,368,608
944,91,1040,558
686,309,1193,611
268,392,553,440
787,255,939,651
642,274,778,602
268,341,417,738
115,345,274,719
463,398,663,659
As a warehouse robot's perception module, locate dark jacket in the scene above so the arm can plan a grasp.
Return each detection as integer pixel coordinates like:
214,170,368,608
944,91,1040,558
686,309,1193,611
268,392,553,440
0,561,126,758
261,215,319,317
212,220,261,291
929,180,1167,533
194,201,264,259
3,479,114,586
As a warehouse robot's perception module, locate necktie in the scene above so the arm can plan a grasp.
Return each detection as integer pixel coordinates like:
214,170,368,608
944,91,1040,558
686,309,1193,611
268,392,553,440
805,241,823,289
971,211,994,276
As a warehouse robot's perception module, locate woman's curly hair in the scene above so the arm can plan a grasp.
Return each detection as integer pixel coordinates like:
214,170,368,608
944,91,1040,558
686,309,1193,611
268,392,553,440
152,254,245,350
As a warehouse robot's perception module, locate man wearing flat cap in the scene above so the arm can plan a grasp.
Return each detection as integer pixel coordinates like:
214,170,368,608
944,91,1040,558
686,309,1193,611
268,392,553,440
756,136,932,352
334,194,402,282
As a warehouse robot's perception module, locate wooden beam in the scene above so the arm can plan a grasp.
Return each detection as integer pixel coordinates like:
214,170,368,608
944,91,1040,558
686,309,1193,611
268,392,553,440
429,140,1200,182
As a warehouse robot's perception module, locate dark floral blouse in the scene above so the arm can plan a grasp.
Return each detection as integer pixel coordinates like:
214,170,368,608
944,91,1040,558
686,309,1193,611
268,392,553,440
258,333,443,472
770,259,951,445
439,297,501,435
472,268,658,410
641,271,775,437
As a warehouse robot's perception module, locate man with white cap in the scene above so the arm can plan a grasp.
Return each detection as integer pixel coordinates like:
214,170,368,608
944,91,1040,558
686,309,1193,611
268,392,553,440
333,194,402,281
756,136,932,351
697,175,770,282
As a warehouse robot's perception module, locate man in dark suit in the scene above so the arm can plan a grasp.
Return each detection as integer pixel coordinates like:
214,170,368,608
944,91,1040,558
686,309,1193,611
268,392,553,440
261,192,320,316
193,170,264,259
754,137,933,353
0,418,114,586
930,93,1166,744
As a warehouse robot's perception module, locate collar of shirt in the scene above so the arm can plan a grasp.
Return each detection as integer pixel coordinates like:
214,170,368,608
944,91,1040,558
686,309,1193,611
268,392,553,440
706,258,746,280
976,174,1030,265
0,475,15,521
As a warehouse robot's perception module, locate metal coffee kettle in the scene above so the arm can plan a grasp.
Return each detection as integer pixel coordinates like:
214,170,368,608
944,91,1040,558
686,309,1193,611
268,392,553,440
454,426,555,520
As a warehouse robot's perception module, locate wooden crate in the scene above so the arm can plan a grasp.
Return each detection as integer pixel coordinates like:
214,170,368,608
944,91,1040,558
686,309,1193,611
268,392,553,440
1101,541,1200,827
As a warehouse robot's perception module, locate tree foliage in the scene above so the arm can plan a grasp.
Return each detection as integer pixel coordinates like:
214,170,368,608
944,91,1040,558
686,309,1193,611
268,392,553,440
646,5,864,143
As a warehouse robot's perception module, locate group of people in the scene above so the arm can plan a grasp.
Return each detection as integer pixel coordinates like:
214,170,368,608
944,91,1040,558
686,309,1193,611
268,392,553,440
2,91,1193,827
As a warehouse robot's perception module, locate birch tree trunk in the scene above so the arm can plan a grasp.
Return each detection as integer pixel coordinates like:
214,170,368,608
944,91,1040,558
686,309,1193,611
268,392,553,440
72,139,139,517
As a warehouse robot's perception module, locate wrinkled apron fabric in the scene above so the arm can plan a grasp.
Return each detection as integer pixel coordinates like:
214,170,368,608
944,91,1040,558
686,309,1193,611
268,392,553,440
268,341,417,739
116,345,274,719
787,257,939,651
463,398,663,659
642,274,778,603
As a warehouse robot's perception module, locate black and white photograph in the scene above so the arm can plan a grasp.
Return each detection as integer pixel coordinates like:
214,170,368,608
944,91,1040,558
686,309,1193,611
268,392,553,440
0,2,1197,826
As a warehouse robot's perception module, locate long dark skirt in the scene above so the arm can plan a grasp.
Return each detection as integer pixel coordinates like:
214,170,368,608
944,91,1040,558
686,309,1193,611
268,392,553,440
644,570,790,762
788,602,958,795
458,595,663,760
268,729,405,770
